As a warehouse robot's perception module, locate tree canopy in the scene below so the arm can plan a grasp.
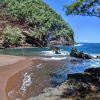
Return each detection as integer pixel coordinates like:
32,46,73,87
1,0,74,38
3,25,22,47
65,0,100,17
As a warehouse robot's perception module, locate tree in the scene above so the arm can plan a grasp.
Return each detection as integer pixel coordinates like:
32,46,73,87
3,25,22,47
0,0,75,47
65,0,100,17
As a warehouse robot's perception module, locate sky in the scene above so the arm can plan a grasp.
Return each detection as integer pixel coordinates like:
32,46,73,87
43,0,100,43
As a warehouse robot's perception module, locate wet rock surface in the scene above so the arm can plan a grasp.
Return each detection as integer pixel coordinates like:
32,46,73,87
70,48,93,59
61,67,100,100
30,67,100,100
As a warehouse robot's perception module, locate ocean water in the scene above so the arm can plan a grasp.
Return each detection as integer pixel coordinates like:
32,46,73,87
4,43,100,99
64,43,100,55
0,43,100,56
50,43,100,86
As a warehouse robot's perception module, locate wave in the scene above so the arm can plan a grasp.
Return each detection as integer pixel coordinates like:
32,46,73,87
41,51,69,56
74,44,83,47
40,57,66,61
89,59,100,67
19,72,32,93
90,54,100,58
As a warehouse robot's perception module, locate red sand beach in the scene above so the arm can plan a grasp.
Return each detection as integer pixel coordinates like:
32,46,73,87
0,55,66,100
0,55,33,100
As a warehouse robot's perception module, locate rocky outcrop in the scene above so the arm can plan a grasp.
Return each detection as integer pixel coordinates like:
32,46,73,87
0,0,75,48
49,35,74,46
48,46,60,54
70,48,93,59
61,67,100,100
30,67,100,100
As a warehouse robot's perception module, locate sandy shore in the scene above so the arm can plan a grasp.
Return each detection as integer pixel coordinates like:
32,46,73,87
0,55,26,67
0,55,34,100
0,55,66,100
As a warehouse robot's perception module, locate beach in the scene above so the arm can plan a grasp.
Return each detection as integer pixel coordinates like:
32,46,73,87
0,55,66,100
0,55,33,100
0,43,100,100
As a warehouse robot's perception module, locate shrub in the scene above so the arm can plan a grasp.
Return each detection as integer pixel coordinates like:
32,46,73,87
3,0,74,38
3,25,22,47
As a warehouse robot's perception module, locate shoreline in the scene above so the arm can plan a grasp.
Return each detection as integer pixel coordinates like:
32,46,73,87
0,55,33,100
0,54,66,100
30,67,100,100
0,54,100,100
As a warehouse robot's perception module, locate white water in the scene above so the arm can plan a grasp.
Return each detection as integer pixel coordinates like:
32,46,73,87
74,44,83,47
41,57,67,61
19,72,32,95
41,50,69,56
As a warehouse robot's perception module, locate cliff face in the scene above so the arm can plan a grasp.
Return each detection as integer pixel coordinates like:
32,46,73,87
0,0,75,48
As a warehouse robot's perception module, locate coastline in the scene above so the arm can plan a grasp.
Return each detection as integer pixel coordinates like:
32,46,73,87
30,67,100,100
0,54,67,100
0,45,100,100
0,55,33,100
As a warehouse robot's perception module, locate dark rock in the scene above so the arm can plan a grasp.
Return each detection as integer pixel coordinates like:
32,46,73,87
70,48,78,57
62,67,100,100
70,48,92,59
96,56,100,58
49,46,60,54
61,89,76,98
85,68,100,75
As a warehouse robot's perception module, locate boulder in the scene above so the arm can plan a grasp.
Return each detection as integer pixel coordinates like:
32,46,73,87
70,48,92,59
49,46,60,54
70,48,78,57
61,67,100,99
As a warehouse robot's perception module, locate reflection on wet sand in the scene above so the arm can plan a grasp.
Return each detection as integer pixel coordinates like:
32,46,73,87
0,55,100,100
6,59,66,100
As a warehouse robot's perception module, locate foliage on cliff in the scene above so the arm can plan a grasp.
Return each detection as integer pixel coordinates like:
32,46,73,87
0,0,74,47
65,0,100,17
3,25,22,47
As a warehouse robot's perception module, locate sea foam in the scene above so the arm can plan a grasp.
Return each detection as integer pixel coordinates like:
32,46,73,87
19,72,32,95
74,44,83,47
41,57,66,61
41,51,69,56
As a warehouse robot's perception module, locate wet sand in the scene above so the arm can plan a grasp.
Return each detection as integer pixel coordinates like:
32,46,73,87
0,55,66,100
0,55,33,100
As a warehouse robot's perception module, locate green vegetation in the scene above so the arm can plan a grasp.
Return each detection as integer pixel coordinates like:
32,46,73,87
3,25,22,47
65,0,100,17
3,0,73,36
0,0,74,47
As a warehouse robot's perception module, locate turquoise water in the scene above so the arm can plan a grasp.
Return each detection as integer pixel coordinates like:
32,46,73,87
0,44,100,86
0,47,48,56
0,43,100,56
3,43,100,98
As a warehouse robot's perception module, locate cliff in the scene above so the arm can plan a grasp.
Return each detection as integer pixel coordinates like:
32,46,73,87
0,0,75,48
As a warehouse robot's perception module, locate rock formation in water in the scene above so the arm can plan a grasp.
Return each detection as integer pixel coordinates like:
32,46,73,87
31,67,100,100
61,67,100,100
70,48,93,59
0,0,75,48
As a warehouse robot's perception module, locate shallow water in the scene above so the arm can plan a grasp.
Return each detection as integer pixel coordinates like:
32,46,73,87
6,59,66,99
51,58,100,86
6,57,100,100
1,43,100,99
0,43,100,56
